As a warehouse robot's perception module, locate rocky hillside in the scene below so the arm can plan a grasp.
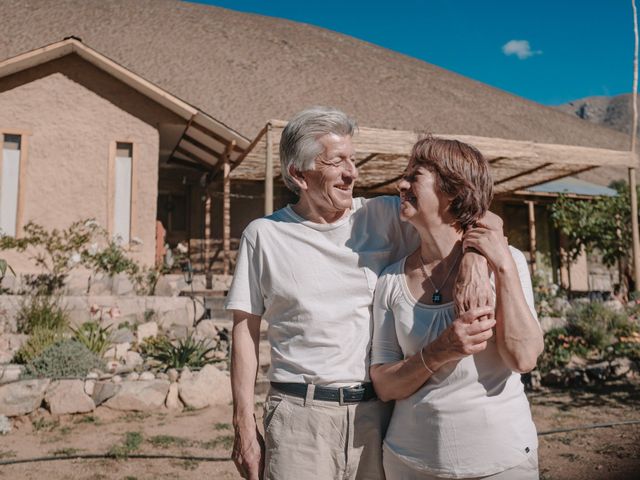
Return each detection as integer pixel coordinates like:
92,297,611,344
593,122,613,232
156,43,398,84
557,94,634,186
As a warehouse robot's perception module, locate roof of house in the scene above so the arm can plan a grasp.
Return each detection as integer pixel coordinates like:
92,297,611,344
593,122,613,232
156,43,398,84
0,0,631,152
525,176,618,197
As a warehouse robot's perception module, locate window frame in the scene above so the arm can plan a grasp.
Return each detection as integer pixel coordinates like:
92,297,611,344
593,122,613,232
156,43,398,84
107,140,137,245
0,129,30,237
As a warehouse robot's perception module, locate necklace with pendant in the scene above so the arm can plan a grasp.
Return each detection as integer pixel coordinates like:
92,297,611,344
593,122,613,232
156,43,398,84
418,248,461,304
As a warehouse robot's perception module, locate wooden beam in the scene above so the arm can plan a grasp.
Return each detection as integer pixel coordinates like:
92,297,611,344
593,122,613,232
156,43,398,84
495,163,552,185
495,166,596,193
356,153,377,168
191,122,244,153
265,123,274,215
222,141,235,275
363,174,403,191
168,157,209,172
175,145,215,169
182,134,222,160
231,124,268,172
527,201,537,275
166,118,193,166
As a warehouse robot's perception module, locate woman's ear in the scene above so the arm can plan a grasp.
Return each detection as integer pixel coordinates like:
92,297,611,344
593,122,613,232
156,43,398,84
289,165,308,191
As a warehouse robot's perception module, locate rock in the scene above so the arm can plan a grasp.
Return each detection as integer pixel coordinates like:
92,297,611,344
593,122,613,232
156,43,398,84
84,379,96,396
167,325,190,340
127,372,140,381
0,414,11,434
567,355,588,369
44,380,95,415
139,372,155,381
136,321,158,343
124,351,143,369
104,360,120,372
103,380,170,411
195,320,218,339
178,364,232,410
529,370,542,390
610,358,632,378
112,375,123,384
167,369,179,383
541,369,566,387
165,382,183,410
114,342,131,359
111,328,136,344
585,361,610,381
0,379,50,416
179,367,192,381
156,372,169,381
0,334,28,363
92,381,120,406
603,299,624,313
0,364,24,385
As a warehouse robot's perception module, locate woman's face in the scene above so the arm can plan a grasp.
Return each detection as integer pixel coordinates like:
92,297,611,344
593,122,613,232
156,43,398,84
397,160,451,226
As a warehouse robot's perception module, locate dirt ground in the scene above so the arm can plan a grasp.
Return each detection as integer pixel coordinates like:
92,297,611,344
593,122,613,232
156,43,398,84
0,382,638,480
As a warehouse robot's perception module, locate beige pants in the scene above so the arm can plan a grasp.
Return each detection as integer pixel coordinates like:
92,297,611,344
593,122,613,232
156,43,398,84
263,388,393,480
382,446,539,480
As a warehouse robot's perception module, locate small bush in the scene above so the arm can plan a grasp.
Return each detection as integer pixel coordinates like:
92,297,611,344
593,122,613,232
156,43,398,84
16,295,69,334
566,302,626,350
538,327,588,372
140,334,218,370
13,327,66,364
72,321,112,356
22,339,104,379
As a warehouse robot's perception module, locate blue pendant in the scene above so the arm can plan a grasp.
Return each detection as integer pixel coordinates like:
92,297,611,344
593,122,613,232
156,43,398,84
432,291,442,304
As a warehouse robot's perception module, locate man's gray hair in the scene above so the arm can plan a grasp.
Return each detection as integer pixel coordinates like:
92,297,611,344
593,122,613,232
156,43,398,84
279,106,357,194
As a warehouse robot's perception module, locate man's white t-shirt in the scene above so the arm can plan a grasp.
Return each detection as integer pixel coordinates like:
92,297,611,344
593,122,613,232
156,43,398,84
225,196,418,386
371,247,539,478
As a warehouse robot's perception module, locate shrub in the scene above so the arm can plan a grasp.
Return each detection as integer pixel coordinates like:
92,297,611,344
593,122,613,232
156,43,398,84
13,327,65,364
72,322,112,356
22,339,104,379
140,334,218,370
537,327,588,373
566,302,626,351
16,295,69,334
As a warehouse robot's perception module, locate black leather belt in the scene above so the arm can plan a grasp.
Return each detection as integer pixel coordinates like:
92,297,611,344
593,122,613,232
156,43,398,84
271,382,377,405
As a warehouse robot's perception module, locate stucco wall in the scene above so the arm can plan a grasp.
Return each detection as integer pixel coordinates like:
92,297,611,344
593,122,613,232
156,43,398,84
0,55,183,271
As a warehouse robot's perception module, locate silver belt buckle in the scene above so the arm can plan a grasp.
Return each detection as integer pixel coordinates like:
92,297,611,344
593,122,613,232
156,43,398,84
339,387,346,406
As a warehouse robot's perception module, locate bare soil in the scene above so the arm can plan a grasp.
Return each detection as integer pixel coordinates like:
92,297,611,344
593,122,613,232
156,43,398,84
0,382,638,480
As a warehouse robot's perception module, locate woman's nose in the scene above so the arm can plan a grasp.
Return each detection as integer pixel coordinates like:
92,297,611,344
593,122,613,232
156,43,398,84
396,177,409,192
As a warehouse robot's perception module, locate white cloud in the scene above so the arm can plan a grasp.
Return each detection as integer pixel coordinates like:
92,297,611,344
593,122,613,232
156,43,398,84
502,40,542,60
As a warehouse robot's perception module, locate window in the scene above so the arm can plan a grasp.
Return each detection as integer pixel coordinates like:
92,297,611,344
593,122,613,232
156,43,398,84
0,134,22,236
113,142,133,243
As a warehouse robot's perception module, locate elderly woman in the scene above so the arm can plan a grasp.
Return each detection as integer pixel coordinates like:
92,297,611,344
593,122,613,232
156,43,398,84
370,136,544,480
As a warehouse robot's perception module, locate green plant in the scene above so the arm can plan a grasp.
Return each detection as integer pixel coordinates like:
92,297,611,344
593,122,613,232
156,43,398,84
71,321,112,356
140,334,218,370
22,339,104,379
16,294,69,334
566,302,626,351
147,435,191,449
13,326,66,364
537,327,588,373
108,431,143,459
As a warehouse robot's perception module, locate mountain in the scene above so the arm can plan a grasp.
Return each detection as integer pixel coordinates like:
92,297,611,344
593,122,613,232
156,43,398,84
557,94,634,186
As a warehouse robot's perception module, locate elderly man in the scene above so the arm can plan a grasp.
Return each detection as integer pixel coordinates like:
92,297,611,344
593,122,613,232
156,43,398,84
225,107,494,480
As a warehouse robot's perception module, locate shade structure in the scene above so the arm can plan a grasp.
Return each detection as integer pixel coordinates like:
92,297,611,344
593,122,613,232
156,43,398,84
233,120,638,196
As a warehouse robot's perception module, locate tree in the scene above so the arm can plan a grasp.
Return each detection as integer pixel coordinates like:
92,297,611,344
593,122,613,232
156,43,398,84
550,181,639,294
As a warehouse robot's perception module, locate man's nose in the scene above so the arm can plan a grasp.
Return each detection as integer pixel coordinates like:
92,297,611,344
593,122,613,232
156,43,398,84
343,159,358,179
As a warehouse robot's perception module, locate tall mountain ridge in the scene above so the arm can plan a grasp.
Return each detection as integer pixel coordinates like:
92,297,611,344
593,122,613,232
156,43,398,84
556,94,634,186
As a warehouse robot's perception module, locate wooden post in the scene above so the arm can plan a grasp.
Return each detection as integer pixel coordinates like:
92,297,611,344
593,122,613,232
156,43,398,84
265,122,274,215
630,0,640,293
204,191,212,289
223,141,235,276
527,201,537,275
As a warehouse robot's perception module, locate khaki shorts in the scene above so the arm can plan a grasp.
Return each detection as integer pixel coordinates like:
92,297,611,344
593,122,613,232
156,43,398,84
263,387,393,480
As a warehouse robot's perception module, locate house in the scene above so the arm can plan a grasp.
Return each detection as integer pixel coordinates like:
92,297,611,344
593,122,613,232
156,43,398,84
0,0,635,293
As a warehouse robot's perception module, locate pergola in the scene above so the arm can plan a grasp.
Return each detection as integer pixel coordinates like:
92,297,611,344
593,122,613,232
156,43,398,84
215,119,639,279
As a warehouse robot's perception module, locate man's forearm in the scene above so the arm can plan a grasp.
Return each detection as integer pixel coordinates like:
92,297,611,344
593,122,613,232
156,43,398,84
231,312,262,428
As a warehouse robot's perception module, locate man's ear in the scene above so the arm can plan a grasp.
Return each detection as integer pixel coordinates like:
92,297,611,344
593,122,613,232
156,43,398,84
288,165,308,191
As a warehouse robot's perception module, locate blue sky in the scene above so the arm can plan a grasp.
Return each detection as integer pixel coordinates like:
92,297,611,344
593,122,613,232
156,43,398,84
190,0,633,106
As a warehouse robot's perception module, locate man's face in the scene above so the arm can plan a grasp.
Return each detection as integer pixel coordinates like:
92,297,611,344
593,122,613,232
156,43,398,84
299,133,358,216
